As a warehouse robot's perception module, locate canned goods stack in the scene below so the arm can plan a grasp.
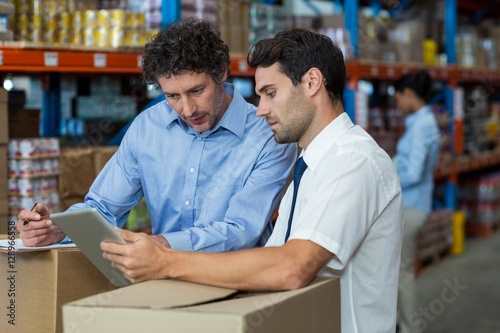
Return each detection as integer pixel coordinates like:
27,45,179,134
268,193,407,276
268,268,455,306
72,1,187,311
10,0,149,48
456,26,478,68
75,9,147,48
12,0,97,43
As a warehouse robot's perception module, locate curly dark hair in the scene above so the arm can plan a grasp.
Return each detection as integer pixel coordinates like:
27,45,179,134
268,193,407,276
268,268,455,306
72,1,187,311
248,28,345,106
141,18,231,89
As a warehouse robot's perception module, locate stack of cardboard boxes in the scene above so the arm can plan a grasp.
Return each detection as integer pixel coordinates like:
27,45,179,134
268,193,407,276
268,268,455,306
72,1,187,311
218,0,250,56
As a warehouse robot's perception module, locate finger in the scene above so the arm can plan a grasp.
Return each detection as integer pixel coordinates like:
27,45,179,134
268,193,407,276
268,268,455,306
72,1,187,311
111,263,140,283
118,228,139,242
19,219,53,232
17,210,42,224
101,241,128,255
34,204,50,216
111,261,146,284
103,251,124,265
23,226,52,240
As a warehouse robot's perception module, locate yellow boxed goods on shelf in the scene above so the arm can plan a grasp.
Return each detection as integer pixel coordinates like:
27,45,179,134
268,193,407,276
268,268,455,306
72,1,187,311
0,240,115,333
63,277,340,333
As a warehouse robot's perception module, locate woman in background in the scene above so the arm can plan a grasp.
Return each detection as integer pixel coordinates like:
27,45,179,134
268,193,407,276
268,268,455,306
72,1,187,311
393,70,440,333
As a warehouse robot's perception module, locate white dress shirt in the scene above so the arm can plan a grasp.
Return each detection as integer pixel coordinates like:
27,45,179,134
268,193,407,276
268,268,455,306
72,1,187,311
266,112,404,333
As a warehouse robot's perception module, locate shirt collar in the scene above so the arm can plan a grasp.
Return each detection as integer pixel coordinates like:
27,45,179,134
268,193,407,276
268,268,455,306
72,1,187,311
164,83,246,139
405,105,431,128
301,112,355,172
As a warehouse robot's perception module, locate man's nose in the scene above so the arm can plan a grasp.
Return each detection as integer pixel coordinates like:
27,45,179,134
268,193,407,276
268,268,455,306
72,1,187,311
256,101,269,118
182,97,197,117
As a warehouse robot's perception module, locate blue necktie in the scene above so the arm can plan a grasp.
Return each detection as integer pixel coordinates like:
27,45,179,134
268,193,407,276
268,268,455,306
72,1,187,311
284,157,308,242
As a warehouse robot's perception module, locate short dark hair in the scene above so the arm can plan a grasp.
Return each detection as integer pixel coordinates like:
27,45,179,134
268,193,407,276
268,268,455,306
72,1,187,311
247,29,346,105
394,71,433,102
141,18,230,89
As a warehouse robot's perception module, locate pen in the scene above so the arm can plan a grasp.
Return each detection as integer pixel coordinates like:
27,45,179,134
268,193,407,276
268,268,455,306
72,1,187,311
23,202,38,226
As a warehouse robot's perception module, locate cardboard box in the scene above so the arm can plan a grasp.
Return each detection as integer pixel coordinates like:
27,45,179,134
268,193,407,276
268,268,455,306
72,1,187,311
0,88,7,145
59,148,96,200
0,215,11,234
0,104,7,145
58,146,117,210
8,108,40,138
92,146,117,174
319,14,344,28
0,199,7,218
0,247,115,333
63,277,340,333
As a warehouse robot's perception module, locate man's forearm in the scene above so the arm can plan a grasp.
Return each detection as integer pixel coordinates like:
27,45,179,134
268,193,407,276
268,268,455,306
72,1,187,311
164,240,332,291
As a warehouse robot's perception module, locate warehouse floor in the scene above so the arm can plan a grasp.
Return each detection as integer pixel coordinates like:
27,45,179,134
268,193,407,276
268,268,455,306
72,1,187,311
414,230,500,333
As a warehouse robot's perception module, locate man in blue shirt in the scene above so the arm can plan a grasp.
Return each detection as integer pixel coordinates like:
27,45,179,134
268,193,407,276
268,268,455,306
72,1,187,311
17,19,297,251
392,71,440,333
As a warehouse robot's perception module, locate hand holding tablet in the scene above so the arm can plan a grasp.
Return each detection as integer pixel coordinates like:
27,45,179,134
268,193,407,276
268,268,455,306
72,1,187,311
51,208,131,287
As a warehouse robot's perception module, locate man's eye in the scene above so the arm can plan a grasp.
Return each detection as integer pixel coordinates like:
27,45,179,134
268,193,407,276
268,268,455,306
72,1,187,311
267,91,276,98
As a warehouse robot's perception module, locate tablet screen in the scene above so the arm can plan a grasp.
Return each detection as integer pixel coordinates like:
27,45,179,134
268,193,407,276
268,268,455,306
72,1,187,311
52,208,131,287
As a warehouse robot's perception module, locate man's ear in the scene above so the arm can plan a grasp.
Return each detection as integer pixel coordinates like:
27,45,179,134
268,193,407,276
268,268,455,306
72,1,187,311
220,69,229,83
303,68,323,96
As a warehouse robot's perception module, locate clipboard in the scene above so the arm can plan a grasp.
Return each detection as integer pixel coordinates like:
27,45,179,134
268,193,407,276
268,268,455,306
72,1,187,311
51,208,131,287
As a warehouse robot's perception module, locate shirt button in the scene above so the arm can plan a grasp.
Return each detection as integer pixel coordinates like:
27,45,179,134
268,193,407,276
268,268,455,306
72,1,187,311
184,200,190,206
189,167,195,173
197,136,202,140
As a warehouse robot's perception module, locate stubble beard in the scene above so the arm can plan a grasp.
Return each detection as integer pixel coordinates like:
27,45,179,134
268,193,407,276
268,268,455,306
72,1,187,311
273,90,314,145
191,84,226,133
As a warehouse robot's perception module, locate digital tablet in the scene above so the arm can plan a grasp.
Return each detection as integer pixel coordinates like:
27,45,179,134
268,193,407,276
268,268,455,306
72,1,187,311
51,208,131,287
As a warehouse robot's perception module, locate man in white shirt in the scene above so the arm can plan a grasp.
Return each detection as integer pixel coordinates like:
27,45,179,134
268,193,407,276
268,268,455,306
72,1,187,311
101,28,404,333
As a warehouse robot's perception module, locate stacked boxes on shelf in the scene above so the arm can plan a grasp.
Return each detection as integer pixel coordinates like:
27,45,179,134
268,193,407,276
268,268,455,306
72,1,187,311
463,87,490,155
182,0,217,26
7,138,60,222
368,106,404,157
0,0,14,41
75,76,137,121
0,89,9,234
459,171,500,236
415,209,454,274
218,0,251,55
368,103,450,159
248,3,287,50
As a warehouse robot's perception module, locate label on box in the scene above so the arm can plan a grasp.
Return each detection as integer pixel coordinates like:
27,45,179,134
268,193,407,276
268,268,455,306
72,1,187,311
44,52,58,67
94,53,106,68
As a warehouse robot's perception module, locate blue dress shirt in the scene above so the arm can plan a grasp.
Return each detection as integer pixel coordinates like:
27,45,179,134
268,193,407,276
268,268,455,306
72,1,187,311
69,83,297,251
392,105,440,214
